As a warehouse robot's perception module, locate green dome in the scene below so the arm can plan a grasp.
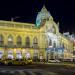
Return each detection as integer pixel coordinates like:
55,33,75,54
36,6,51,27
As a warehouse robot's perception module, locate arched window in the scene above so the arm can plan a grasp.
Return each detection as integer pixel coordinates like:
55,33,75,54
0,34,4,46
17,36,22,47
49,39,52,46
62,43,65,48
53,42,56,47
52,25,56,34
8,35,13,46
33,37,38,49
25,37,30,48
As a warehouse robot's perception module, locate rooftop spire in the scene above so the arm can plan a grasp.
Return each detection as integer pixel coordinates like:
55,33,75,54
36,5,51,27
41,5,48,12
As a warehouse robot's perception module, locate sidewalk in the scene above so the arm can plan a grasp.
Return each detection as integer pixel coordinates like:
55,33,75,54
33,62,75,68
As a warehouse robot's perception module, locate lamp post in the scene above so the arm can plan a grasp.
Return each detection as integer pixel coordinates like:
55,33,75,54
11,16,20,22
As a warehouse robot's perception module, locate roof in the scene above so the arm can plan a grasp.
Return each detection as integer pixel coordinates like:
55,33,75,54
0,20,35,26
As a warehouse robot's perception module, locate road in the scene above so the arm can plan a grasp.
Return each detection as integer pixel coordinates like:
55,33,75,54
0,63,75,75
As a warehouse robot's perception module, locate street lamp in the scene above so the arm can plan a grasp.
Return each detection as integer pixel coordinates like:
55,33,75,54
11,16,20,21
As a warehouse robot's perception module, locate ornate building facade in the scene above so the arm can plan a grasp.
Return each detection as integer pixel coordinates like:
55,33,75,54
0,6,74,60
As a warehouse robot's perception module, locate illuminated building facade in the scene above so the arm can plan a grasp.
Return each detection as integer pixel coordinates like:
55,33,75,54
0,6,74,61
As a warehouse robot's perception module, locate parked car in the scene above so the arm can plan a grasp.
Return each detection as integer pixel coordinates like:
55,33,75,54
63,59,73,62
55,59,61,62
26,58,33,64
48,59,61,63
12,59,25,65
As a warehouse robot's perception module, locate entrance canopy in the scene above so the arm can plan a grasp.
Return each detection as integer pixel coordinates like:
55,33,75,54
8,50,13,53
46,47,54,52
46,47,64,53
55,47,64,53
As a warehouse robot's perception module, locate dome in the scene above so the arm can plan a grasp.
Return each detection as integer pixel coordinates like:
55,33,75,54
36,6,51,27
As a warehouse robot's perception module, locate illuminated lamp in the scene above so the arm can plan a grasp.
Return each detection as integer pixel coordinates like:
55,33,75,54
26,52,30,58
0,51,4,59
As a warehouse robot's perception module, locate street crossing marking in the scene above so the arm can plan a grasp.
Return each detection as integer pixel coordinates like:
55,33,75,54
0,69,58,75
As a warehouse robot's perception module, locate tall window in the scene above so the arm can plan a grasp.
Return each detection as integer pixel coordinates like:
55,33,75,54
17,36,22,47
8,35,13,47
49,39,52,46
62,43,64,48
33,37,38,49
53,42,56,47
0,34,4,46
25,37,30,48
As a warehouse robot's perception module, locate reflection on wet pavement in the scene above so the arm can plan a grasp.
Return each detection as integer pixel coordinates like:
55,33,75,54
0,69,59,75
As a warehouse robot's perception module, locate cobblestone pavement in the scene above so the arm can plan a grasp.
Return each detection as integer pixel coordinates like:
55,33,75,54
0,64,75,75
0,69,58,75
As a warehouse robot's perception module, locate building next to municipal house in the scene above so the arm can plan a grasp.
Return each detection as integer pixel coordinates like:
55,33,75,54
0,6,74,61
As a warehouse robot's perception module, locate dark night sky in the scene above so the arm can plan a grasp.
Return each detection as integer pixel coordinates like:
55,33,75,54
0,0,75,33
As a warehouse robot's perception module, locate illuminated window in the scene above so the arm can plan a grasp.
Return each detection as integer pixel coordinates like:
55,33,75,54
25,37,30,48
53,42,56,47
17,36,22,47
0,51,4,59
8,35,13,47
7,50,13,59
49,39,52,46
62,43,65,48
73,51,75,55
33,37,38,49
52,25,56,34
40,19,46,27
33,53,38,60
0,34,4,46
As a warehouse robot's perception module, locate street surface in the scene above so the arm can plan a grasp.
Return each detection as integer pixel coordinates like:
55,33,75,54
0,63,75,75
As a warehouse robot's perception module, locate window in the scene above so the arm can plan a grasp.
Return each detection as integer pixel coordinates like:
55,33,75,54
25,37,30,48
8,35,13,47
7,50,13,59
33,37,38,49
16,51,22,59
0,34,4,46
73,51,75,55
17,36,22,47
49,39,52,46
53,42,56,47
33,53,38,61
62,43,64,48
